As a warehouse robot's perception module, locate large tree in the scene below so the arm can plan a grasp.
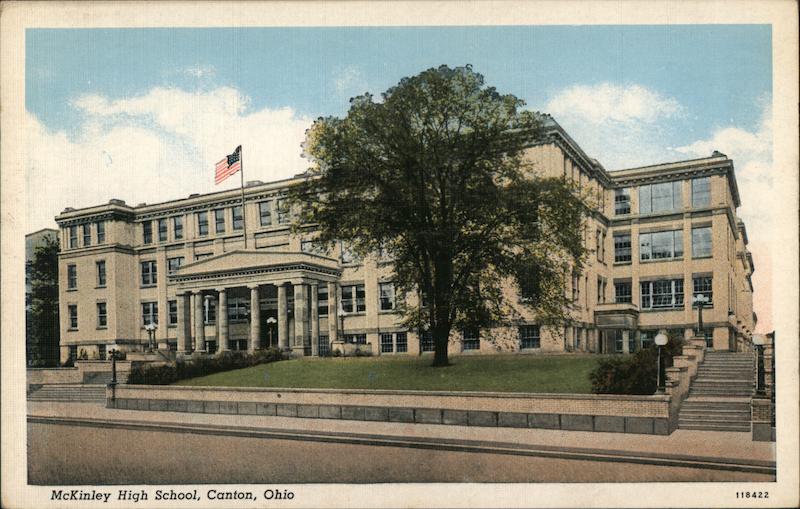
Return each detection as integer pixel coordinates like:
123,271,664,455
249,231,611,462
26,234,61,366
293,65,587,366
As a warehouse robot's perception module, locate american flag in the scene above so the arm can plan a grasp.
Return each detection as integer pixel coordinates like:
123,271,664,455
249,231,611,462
215,145,242,184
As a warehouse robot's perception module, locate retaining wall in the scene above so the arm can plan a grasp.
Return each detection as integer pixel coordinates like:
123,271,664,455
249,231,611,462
108,385,672,435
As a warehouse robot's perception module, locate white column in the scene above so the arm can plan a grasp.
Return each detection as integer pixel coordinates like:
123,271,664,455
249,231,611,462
310,282,319,356
277,284,289,350
328,281,338,344
293,283,308,355
249,285,261,352
176,292,191,353
217,288,228,352
193,291,204,352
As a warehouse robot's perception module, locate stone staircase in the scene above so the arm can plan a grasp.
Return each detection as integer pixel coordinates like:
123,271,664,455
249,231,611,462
27,384,107,403
678,351,755,432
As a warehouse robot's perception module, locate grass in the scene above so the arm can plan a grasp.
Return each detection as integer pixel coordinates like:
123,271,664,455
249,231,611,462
175,354,602,393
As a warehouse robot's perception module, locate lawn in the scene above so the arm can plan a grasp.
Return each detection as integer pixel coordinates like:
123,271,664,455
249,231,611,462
176,354,601,393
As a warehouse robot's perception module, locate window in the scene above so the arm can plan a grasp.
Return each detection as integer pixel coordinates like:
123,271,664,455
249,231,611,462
641,279,684,310
379,282,395,311
640,330,655,349
232,205,244,230
574,328,581,350
96,302,107,328
98,344,107,360
571,272,580,302
204,297,217,325
380,333,394,353
158,218,168,242
317,285,329,316
639,181,682,214
168,300,178,325
340,241,361,264
140,260,157,286
640,230,683,261
614,188,631,215
68,345,78,360
596,229,605,261
396,332,408,353
227,298,249,321
344,334,367,344
83,224,92,246
692,177,711,208
197,211,209,236
628,333,636,353
142,221,153,244
68,305,78,329
420,331,434,352
613,330,624,353
462,329,480,350
96,260,106,287
69,226,78,248
141,302,158,326
692,226,712,258
301,240,325,255
693,276,713,305
519,325,540,349
167,256,184,274
276,199,289,224
96,221,106,243
67,264,77,290
259,201,272,226
318,335,330,356
614,281,632,303
614,233,631,263
341,284,366,313
173,216,183,240
214,209,226,233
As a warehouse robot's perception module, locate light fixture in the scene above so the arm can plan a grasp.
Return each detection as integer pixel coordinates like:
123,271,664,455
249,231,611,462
654,330,668,346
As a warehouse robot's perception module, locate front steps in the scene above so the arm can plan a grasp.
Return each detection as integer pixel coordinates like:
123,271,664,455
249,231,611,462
27,384,106,403
678,351,754,432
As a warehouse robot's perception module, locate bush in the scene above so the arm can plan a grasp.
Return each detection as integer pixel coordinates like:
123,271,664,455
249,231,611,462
127,347,284,385
590,334,684,395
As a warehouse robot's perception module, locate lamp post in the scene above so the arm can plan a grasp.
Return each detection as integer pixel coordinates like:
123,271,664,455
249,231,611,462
693,294,710,346
654,330,668,394
109,348,118,402
266,317,277,348
145,322,157,352
753,334,766,396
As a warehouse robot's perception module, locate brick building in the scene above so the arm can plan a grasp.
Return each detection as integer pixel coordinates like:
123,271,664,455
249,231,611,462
54,117,756,363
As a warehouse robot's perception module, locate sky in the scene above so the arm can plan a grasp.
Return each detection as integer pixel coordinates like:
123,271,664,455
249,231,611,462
25,25,774,330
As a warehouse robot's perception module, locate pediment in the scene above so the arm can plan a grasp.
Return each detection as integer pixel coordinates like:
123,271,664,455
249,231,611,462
173,249,340,279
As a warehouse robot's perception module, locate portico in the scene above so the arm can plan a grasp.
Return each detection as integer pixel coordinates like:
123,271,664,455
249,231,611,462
170,250,341,356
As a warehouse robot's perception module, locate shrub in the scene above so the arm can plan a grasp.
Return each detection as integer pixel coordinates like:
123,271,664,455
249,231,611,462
590,334,684,395
127,347,284,385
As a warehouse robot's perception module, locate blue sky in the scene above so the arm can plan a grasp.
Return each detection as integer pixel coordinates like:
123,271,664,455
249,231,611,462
28,25,770,141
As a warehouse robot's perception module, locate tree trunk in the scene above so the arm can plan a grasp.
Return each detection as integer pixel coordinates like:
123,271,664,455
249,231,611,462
432,327,450,367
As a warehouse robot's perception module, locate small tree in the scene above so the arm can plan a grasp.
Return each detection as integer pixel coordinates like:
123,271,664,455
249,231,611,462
26,235,61,367
293,65,587,366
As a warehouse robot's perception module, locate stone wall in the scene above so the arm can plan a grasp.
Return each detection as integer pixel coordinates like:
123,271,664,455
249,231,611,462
109,385,672,435
26,368,81,385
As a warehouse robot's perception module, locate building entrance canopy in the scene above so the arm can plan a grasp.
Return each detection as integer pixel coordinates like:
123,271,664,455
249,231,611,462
170,250,341,290
168,250,341,355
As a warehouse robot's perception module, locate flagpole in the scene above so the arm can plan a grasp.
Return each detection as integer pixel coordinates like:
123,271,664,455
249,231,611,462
238,146,248,249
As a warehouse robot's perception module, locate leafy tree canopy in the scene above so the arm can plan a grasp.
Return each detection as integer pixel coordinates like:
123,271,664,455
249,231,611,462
292,65,587,366
26,234,61,366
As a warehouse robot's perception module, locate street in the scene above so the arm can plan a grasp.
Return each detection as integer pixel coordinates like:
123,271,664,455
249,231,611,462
28,418,774,484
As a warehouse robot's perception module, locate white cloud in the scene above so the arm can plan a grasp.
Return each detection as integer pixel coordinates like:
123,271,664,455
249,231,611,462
182,64,216,78
544,83,684,169
547,83,682,125
27,86,312,231
334,65,368,97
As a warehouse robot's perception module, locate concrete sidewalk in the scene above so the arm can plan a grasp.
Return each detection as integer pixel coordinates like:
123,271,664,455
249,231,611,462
28,401,775,466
